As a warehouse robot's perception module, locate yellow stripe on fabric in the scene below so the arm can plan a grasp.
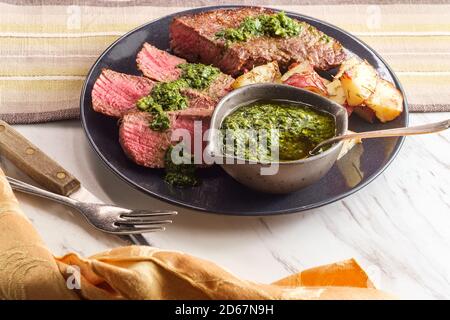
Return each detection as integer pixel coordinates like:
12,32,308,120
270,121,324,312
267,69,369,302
382,54,450,73
0,56,95,76
0,78,83,90
0,23,138,34
358,35,450,54
0,35,119,56
0,79,83,113
398,74,450,82
398,74,450,106
1,4,450,35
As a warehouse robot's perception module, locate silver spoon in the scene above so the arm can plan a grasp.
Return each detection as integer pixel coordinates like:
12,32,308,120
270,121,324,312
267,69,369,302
310,118,450,155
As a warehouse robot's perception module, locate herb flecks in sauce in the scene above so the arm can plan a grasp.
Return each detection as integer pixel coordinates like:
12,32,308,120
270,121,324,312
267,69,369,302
215,12,302,45
137,63,220,131
220,101,336,161
164,145,199,187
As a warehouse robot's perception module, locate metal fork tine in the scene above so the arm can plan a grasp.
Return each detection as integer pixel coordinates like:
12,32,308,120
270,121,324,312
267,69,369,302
121,210,177,218
118,219,173,226
115,226,166,234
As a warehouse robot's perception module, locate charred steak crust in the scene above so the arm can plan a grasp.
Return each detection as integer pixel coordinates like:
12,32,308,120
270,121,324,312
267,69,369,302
92,69,155,118
170,7,346,76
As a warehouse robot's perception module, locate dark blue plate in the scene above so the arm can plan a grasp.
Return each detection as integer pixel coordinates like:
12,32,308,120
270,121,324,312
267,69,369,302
80,5,408,215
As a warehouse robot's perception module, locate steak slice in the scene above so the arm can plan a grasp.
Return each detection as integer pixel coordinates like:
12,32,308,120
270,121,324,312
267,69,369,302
92,70,229,118
120,111,171,168
202,73,235,102
170,7,346,76
180,88,216,110
137,42,234,101
119,109,211,168
93,46,233,118
170,109,211,163
137,42,186,82
92,69,155,117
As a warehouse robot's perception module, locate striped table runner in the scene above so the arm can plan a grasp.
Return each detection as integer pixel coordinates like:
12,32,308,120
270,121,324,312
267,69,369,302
1,0,449,124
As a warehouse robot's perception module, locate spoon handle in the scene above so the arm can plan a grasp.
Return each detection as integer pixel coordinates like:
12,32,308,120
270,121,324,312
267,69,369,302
313,118,450,152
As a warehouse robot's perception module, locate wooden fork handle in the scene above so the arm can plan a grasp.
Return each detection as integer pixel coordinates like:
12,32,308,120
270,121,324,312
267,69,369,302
0,120,80,196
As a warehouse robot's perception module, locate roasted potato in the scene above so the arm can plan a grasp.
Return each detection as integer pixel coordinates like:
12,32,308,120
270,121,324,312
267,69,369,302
232,61,281,89
339,60,378,107
337,57,403,122
283,73,328,96
365,78,403,123
281,61,328,96
335,56,361,79
280,61,315,82
325,79,346,105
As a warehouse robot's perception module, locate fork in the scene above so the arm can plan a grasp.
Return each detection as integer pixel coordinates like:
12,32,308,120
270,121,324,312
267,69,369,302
7,176,177,235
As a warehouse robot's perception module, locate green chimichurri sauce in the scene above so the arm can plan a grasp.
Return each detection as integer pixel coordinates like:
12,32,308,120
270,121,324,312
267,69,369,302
178,63,221,89
137,63,220,131
215,12,302,45
220,101,336,161
163,145,199,187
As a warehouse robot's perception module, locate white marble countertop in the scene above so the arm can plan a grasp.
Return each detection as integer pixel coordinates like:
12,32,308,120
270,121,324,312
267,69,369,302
2,112,449,299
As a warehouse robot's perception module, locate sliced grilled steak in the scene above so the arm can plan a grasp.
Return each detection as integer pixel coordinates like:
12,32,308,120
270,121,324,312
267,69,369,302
93,69,232,118
120,111,171,168
137,42,186,82
170,7,346,76
119,109,211,168
93,45,233,118
180,88,216,110
202,73,235,102
170,109,211,163
92,69,155,117
137,43,234,102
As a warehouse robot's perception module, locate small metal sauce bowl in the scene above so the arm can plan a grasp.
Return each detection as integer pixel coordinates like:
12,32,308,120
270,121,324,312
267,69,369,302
206,84,348,194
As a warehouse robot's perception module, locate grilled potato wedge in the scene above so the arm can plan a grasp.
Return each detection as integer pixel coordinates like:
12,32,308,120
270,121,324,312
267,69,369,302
337,57,403,123
280,61,315,82
335,56,361,79
326,79,346,105
281,61,328,96
340,60,378,107
283,73,328,96
365,78,403,123
232,61,281,89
